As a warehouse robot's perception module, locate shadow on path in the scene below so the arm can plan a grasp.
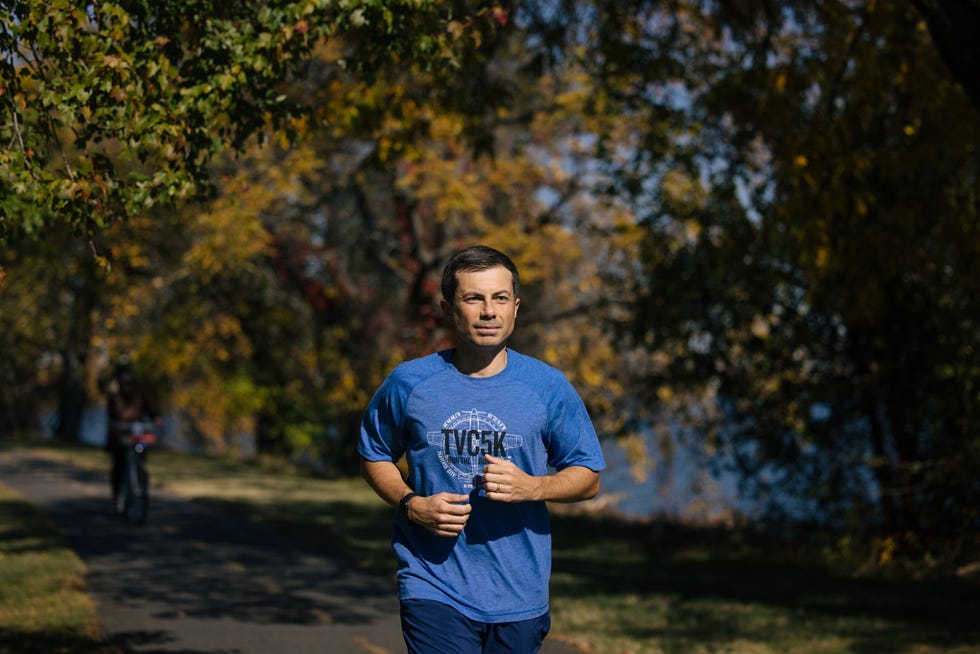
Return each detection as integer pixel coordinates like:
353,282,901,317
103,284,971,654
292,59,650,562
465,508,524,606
0,450,584,654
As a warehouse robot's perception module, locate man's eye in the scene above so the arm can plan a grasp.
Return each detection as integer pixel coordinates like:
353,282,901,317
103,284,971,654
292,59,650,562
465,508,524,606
494,296,511,303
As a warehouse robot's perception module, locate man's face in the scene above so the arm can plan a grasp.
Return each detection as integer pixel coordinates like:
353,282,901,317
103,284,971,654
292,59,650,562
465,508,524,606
443,267,520,351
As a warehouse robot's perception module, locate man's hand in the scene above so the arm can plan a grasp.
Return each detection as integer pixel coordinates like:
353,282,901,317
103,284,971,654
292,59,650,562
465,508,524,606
481,454,539,502
407,492,472,537
482,454,600,504
361,459,471,537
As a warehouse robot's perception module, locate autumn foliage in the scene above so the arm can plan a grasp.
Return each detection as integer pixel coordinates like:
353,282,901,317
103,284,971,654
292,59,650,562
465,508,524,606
1,1,977,574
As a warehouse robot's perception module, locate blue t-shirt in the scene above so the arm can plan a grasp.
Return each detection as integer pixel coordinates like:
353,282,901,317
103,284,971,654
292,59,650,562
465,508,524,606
358,349,606,622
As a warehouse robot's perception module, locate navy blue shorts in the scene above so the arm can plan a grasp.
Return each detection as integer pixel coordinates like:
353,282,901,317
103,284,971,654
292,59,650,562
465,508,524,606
400,599,551,654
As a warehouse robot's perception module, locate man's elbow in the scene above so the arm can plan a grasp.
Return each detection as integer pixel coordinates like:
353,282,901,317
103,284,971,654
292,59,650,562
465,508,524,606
359,457,375,483
580,471,600,501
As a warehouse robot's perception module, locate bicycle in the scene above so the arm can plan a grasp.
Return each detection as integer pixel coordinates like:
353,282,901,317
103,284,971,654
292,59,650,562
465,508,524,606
111,419,158,524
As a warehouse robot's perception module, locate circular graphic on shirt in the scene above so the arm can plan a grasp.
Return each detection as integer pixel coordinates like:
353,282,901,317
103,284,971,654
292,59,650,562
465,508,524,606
427,409,524,491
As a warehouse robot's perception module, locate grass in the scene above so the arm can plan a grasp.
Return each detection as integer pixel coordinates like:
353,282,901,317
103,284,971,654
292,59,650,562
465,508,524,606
0,482,119,654
547,515,980,653
4,437,980,654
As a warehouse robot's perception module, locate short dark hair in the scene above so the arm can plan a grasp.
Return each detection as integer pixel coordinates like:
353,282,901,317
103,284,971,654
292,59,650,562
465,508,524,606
441,246,520,301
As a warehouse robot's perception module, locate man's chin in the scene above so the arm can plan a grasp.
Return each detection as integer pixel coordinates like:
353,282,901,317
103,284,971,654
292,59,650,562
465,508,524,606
464,336,506,349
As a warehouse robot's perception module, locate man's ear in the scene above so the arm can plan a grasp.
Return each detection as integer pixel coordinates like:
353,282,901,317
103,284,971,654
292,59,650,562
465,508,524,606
440,298,451,315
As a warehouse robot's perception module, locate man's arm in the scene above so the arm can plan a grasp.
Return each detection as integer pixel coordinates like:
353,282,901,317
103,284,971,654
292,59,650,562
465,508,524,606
360,457,413,507
360,458,472,537
481,455,600,503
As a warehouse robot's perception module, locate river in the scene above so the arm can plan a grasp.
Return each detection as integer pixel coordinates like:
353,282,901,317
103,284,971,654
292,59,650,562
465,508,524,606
47,406,748,522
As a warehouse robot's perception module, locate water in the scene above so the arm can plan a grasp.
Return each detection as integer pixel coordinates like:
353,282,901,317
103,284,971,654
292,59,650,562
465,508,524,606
598,436,749,522
50,407,748,522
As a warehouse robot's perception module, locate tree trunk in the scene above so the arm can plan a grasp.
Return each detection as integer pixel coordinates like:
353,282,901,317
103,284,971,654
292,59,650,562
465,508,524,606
866,394,904,533
54,348,86,442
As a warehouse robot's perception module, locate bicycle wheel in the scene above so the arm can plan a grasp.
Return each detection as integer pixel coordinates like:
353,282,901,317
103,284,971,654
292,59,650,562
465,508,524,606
136,465,149,524
124,453,145,524
119,451,136,517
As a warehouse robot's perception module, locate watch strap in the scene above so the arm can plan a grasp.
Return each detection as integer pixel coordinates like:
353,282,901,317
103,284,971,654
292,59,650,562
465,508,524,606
398,491,417,517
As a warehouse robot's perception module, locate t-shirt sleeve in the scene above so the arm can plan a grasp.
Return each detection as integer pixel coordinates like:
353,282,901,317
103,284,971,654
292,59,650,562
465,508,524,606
542,373,606,472
357,373,407,462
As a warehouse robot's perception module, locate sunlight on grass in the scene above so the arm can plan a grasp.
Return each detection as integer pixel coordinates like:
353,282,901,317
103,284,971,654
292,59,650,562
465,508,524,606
0,482,117,653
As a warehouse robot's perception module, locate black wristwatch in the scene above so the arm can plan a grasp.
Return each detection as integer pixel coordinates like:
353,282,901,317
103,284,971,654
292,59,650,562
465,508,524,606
398,492,417,518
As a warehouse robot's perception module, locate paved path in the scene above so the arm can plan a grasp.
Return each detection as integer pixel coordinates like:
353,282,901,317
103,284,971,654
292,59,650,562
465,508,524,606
0,449,583,654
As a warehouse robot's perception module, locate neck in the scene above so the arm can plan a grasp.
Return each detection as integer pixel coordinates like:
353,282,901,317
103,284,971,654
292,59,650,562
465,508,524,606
452,345,508,377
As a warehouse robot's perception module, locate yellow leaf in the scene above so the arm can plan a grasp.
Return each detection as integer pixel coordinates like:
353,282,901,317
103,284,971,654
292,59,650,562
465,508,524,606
750,314,770,339
815,247,829,269
855,197,868,216
774,70,787,94
447,21,464,39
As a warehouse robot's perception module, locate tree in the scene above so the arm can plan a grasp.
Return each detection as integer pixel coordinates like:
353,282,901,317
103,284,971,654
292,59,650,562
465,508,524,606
0,0,497,246
6,0,974,574
0,0,509,441
178,29,643,468
0,224,103,437
519,0,978,566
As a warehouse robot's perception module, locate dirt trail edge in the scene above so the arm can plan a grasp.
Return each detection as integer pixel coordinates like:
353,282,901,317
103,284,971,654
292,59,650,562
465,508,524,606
0,448,585,654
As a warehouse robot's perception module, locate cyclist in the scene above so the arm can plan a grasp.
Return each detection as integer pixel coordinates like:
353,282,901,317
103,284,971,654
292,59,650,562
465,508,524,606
105,361,160,512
